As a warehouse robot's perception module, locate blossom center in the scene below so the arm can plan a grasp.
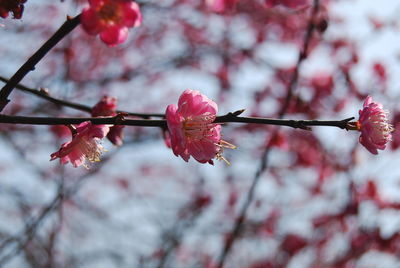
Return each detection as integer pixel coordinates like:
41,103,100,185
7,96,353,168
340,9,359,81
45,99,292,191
182,115,215,140
98,2,121,24
77,136,104,165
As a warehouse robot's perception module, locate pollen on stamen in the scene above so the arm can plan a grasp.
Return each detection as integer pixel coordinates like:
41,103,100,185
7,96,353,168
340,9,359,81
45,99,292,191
215,139,237,165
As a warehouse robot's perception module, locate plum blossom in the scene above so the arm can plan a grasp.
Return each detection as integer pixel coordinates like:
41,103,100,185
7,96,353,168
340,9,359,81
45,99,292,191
81,0,142,46
50,122,110,168
165,89,235,165
92,96,124,146
0,0,26,19
356,96,393,155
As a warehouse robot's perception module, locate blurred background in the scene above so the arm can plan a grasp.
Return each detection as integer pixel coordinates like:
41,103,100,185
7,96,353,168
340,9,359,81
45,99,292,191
1,0,400,267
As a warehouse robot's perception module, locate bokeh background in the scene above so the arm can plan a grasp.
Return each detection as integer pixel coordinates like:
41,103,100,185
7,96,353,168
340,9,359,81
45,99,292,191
1,0,400,267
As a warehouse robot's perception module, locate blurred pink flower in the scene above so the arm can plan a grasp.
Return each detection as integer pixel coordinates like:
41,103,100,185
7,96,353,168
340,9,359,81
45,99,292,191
50,122,110,168
92,96,124,146
357,96,393,155
206,0,237,12
165,89,235,165
81,0,142,46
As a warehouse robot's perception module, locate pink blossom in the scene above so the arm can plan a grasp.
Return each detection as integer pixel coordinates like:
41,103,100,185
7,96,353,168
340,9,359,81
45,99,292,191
81,0,142,46
357,96,393,155
206,0,237,12
50,122,110,168
165,89,235,164
92,96,124,146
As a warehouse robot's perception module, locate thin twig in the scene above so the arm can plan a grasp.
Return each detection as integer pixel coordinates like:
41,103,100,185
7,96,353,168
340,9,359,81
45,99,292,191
0,76,165,118
216,1,321,267
0,15,81,112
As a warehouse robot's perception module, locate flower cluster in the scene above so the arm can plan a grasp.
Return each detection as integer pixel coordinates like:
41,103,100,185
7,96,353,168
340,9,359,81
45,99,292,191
356,96,393,155
165,89,235,165
0,0,26,19
81,0,142,46
92,96,124,146
50,122,109,168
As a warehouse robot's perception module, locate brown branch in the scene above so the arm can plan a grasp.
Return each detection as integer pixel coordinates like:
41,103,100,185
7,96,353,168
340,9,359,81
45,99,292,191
0,113,355,131
0,76,165,118
0,15,81,112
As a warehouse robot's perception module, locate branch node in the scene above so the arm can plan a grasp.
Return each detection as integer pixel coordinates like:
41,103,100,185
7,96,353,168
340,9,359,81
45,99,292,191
0,99,10,113
232,109,245,116
39,87,50,95
115,113,127,124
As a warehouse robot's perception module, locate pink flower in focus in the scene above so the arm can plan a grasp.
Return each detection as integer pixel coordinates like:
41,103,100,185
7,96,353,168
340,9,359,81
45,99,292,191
92,96,124,146
357,96,393,155
165,90,235,164
206,0,237,12
81,0,142,46
50,122,110,168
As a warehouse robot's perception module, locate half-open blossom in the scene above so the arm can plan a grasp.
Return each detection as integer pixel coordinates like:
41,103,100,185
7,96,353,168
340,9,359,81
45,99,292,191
81,0,142,46
92,96,124,146
50,122,110,168
0,0,26,19
165,89,235,165
356,96,393,155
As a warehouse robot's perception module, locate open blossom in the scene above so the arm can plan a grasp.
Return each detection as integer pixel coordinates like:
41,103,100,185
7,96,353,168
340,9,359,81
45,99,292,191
92,96,124,146
0,0,26,19
81,0,142,46
356,96,393,155
50,122,110,168
165,89,235,165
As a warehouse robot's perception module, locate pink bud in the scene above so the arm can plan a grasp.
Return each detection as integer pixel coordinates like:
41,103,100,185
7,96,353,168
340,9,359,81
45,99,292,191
92,96,125,146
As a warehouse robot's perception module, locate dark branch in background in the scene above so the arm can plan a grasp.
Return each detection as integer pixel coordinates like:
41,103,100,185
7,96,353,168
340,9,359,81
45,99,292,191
0,76,165,118
0,113,355,131
0,154,115,266
216,0,321,267
0,15,81,112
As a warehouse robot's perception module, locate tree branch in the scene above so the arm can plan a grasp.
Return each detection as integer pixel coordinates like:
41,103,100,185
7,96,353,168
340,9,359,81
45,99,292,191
0,15,81,112
0,76,165,118
0,113,355,131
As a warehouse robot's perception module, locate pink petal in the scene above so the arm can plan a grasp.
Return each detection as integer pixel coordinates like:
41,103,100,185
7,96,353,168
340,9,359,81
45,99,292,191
81,8,102,35
100,26,129,46
122,2,142,28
